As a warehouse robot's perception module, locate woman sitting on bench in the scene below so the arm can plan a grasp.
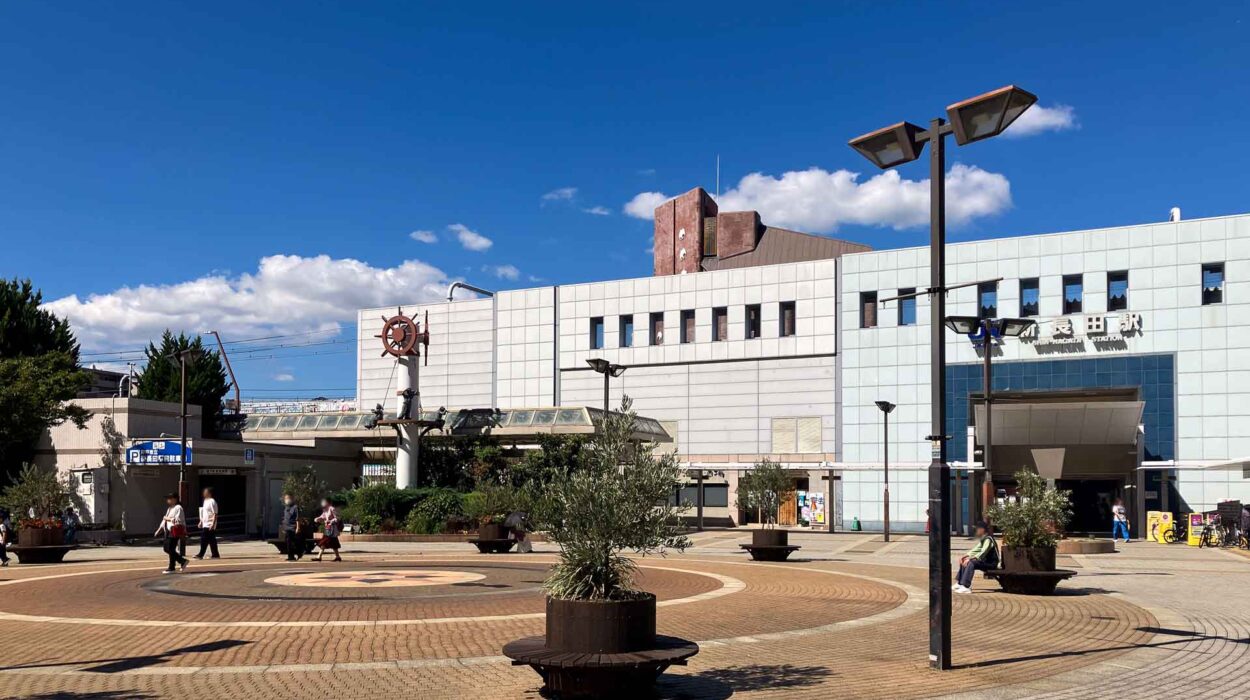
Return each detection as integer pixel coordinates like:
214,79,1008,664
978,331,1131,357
953,520,999,594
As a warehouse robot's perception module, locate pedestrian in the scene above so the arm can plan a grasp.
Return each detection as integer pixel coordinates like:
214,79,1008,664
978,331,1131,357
0,508,12,567
155,492,189,573
62,507,80,544
313,498,342,562
953,520,999,594
280,493,302,561
193,487,220,560
1240,505,1249,548
1111,497,1131,543
504,510,532,553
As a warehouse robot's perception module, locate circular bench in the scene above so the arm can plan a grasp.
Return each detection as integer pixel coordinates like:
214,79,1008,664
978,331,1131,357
467,538,516,554
739,544,801,562
504,634,698,698
9,544,79,564
984,569,1077,595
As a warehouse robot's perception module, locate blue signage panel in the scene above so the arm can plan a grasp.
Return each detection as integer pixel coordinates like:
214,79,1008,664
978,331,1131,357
127,440,192,466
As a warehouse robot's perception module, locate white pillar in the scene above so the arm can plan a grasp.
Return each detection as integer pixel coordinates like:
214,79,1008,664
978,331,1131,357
394,356,419,489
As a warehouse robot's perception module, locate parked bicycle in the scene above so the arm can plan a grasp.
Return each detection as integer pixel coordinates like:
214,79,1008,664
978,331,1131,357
1162,518,1187,544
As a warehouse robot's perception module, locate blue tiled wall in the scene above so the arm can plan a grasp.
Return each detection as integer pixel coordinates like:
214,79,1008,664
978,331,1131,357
945,353,1175,463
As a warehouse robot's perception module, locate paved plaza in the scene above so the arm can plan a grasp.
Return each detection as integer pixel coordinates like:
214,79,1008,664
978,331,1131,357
0,533,1245,699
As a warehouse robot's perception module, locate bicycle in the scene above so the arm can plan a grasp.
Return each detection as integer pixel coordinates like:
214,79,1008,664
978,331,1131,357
1162,518,1187,544
1197,520,1220,548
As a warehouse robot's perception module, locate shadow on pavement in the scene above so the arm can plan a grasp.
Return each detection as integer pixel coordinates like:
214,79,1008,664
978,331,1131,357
25,693,158,699
653,663,836,698
0,639,251,674
954,626,1249,670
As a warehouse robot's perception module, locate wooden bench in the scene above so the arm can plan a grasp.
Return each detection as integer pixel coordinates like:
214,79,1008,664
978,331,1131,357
267,538,318,556
467,538,516,554
984,569,1077,595
9,544,79,564
503,634,698,698
739,544,801,562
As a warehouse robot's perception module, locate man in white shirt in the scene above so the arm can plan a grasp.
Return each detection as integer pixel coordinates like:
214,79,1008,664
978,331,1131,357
193,487,221,559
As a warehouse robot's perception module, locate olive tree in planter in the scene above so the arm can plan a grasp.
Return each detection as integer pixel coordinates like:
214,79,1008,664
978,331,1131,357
504,398,695,698
987,470,1072,572
1,463,73,547
736,459,794,548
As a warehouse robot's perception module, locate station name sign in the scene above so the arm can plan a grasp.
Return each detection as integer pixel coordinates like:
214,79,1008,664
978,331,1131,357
1020,312,1142,349
126,440,192,466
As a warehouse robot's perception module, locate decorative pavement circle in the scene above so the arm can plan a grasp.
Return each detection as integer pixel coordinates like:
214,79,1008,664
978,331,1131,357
265,569,486,588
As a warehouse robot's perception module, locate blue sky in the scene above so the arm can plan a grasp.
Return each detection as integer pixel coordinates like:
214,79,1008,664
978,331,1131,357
3,2,1247,399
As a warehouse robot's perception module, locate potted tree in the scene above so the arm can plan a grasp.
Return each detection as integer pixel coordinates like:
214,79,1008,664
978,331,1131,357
736,459,794,549
465,482,526,552
988,470,1072,572
505,398,697,698
1,464,71,547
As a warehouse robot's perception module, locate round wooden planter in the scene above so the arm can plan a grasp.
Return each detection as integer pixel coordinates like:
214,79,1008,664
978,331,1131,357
752,529,789,548
18,528,64,547
1001,546,1056,572
988,545,1075,595
478,523,509,541
546,595,656,654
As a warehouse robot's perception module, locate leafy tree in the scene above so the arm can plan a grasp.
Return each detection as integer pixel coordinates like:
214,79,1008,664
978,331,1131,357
135,331,230,437
735,459,793,528
987,470,1072,549
0,463,74,521
281,466,327,520
536,398,688,601
0,279,90,480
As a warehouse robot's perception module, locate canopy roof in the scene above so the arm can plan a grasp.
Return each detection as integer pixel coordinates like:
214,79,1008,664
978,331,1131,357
974,400,1144,446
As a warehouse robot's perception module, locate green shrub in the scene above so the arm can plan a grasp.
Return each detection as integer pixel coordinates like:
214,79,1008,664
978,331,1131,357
340,484,418,524
987,470,1072,549
464,482,527,526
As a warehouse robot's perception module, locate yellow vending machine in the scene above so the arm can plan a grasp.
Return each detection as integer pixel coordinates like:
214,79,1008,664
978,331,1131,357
1187,512,1210,546
1147,511,1173,544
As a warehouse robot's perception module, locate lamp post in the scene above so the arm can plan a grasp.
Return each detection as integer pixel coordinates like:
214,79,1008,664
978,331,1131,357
586,358,627,413
166,347,200,557
875,401,896,542
849,85,1036,671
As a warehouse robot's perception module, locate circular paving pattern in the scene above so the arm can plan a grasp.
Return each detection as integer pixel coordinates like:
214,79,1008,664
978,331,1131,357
265,569,487,588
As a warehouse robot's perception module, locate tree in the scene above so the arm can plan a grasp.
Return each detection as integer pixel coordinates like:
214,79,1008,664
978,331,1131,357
282,466,327,520
0,279,90,481
135,331,230,437
736,459,793,528
0,463,73,522
536,398,688,601
988,470,1072,549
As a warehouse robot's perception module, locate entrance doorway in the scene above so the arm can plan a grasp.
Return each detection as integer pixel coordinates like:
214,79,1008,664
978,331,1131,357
198,474,248,535
1057,479,1121,535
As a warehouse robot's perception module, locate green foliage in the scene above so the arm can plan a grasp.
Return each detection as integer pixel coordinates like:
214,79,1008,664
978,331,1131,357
337,485,465,533
134,331,230,437
1,463,73,520
0,279,89,481
340,484,416,525
536,398,688,601
515,434,590,489
464,482,528,526
987,470,1072,549
735,459,793,528
404,488,465,533
282,466,327,518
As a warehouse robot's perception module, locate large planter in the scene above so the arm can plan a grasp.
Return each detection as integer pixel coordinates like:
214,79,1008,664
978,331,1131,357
752,529,789,548
478,522,509,541
19,528,64,547
546,595,656,654
1001,545,1056,572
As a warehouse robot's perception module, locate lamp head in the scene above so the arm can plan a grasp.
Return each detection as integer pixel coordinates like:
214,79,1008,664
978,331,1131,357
997,318,1037,337
874,400,896,414
946,85,1037,146
586,358,611,374
848,121,926,169
944,316,981,335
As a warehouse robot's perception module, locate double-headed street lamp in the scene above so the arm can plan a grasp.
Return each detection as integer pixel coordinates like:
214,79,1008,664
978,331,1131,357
848,85,1037,671
874,401,896,543
586,358,626,413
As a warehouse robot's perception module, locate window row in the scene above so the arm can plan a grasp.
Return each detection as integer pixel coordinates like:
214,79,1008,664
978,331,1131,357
589,302,798,349
858,263,1226,328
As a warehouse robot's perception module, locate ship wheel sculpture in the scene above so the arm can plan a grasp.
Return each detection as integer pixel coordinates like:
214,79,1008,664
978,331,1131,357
376,308,430,362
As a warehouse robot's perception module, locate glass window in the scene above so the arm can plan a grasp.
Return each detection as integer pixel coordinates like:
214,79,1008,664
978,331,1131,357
1202,263,1225,305
1063,274,1083,314
860,292,878,328
978,281,998,319
712,307,728,341
779,301,796,337
649,312,664,345
898,289,916,326
590,317,604,349
681,309,695,343
1108,271,1129,311
619,315,634,348
1020,278,1040,317
745,304,761,339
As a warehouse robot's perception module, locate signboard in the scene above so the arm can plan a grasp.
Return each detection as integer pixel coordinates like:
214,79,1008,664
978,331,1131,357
243,448,256,465
810,491,826,526
130,466,160,478
127,440,191,466
1019,312,1142,350
199,468,237,476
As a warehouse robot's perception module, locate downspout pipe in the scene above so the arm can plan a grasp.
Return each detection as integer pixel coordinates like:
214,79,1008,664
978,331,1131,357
446,281,495,302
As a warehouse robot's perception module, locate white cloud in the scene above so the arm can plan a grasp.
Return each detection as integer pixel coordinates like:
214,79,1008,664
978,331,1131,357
409,229,437,244
44,254,452,351
623,191,671,220
483,264,521,280
449,223,493,251
273,373,295,382
582,206,611,216
1003,104,1078,138
703,164,1010,232
542,187,578,202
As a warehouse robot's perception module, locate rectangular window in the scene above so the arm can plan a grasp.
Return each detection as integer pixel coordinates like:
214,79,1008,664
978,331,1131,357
1107,271,1129,311
712,307,728,341
619,315,634,348
779,301,796,337
898,289,916,326
590,317,604,349
771,416,823,453
860,292,878,328
649,312,664,345
978,281,998,319
1063,274,1083,314
671,483,728,508
1202,263,1225,305
681,309,695,343
1020,278,1040,317
745,304,761,339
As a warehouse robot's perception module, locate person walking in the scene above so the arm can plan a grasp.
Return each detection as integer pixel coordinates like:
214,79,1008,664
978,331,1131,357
1112,497,1131,544
313,498,342,562
193,487,220,559
281,493,302,561
156,493,189,573
0,509,12,567
953,520,999,594
62,507,80,544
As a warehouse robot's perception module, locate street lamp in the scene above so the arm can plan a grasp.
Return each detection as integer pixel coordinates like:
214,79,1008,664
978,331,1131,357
944,316,1036,531
586,358,626,413
849,85,1036,671
875,401,896,542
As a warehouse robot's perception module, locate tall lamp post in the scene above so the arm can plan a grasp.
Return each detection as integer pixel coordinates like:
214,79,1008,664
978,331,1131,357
586,358,627,413
166,348,200,557
849,85,1037,670
875,401,896,542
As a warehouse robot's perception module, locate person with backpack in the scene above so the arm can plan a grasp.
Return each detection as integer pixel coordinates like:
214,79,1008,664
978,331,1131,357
313,497,342,562
953,520,998,594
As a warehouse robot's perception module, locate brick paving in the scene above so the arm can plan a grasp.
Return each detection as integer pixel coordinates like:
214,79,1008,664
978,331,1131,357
0,534,1234,699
